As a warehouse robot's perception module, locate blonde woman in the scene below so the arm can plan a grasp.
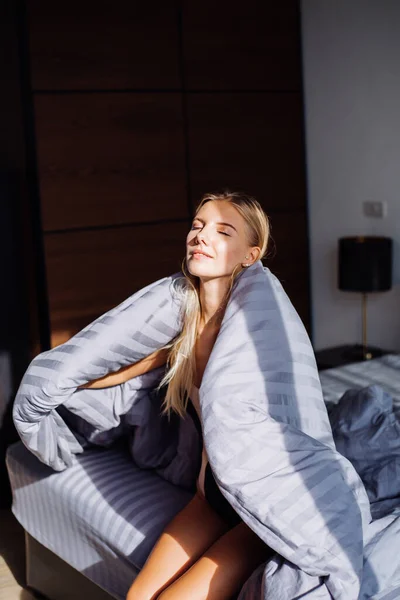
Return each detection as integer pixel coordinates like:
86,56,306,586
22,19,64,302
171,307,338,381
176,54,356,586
81,191,273,600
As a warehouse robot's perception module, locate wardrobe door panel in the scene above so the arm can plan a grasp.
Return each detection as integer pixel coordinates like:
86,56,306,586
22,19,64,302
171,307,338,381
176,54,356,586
182,0,300,91
34,94,188,231
27,0,180,90
187,93,306,213
266,210,311,330
44,221,188,347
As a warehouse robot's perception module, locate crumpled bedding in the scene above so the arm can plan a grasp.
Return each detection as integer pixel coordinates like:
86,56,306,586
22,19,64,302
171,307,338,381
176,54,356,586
328,384,400,599
328,384,400,522
13,260,395,599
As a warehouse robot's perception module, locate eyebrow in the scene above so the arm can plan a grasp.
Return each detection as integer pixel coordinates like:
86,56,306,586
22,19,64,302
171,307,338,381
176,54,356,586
192,217,237,233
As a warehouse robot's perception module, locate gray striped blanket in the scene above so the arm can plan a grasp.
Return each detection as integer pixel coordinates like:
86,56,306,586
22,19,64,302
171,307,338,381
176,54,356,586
13,261,375,599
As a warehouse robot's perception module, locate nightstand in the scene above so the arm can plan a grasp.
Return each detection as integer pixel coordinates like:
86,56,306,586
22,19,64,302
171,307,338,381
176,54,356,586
314,344,392,371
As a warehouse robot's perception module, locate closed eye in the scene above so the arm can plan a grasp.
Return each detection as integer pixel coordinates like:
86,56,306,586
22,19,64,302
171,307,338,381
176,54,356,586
190,224,230,236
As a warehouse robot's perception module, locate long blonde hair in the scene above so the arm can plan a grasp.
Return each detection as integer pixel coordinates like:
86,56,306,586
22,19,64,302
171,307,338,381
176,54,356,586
158,190,271,418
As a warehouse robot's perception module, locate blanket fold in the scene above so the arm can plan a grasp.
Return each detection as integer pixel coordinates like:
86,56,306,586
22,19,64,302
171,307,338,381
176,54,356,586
13,261,372,599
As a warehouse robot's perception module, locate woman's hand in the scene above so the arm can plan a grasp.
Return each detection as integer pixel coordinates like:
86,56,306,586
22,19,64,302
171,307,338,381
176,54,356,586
77,347,169,389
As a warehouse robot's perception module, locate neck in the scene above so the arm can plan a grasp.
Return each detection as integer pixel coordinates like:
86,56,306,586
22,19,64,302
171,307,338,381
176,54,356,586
198,276,230,330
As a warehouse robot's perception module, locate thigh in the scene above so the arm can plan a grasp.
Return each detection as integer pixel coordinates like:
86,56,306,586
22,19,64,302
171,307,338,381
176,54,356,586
126,492,231,600
157,520,273,600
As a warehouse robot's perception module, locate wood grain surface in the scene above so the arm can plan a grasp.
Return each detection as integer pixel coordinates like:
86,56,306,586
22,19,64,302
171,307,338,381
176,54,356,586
44,220,189,346
34,93,188,231
27,0,180,90
187,92,306,212
182,1,301,91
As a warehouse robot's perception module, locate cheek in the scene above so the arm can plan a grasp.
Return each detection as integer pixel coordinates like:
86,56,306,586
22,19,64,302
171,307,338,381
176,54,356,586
223,236,243,254
217,241,242,265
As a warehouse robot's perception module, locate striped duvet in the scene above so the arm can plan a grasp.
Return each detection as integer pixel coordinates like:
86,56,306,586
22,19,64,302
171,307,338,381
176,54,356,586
7,261,399,599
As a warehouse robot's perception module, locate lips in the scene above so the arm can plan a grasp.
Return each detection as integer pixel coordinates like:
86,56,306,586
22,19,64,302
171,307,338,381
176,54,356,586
191,250,213,259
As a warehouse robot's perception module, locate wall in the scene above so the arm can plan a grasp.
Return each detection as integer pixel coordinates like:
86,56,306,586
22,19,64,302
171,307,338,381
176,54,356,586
301,0,400,352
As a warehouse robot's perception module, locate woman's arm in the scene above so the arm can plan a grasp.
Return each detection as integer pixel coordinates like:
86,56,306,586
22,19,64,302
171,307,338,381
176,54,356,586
78,347,170,389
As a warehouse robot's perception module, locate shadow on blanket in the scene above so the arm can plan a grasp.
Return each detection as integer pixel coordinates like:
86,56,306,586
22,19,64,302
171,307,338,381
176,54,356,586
208,265,377,599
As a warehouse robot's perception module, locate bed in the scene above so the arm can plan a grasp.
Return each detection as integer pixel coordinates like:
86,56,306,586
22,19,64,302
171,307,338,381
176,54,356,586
319,353,400,410
6,352,400,599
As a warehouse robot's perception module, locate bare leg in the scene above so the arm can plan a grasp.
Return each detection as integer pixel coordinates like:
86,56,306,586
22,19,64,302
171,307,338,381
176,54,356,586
126,492,231,600
157,521,272,600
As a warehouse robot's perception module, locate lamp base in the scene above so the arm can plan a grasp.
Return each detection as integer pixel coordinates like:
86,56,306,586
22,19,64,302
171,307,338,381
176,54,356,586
341,344,386,362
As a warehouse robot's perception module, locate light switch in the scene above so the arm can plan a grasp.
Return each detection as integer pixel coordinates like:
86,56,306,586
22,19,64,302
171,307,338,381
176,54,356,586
363,201,387,218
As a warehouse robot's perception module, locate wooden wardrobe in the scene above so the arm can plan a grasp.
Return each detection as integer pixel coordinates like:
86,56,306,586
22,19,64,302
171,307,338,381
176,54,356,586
18,0,311,352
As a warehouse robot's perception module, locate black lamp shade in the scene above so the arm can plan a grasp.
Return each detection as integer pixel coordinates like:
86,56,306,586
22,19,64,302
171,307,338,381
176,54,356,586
338,236,392,292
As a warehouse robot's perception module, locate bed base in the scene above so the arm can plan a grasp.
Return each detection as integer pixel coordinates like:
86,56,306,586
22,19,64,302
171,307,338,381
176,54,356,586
25,532,116,600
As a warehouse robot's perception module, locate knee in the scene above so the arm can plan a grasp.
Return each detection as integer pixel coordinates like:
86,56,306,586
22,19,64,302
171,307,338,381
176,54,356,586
126,585,155,600
126,587,138,600
126,581,173,600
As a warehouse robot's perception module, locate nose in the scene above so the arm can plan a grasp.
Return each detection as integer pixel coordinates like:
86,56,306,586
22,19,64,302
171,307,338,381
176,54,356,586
193,226,209,245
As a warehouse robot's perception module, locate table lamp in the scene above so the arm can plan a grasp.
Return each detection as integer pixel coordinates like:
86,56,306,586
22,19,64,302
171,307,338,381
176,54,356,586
338,236,392,361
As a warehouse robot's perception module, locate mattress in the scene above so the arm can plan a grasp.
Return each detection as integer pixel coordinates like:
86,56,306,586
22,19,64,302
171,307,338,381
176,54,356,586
6,353,400,599
6,439,192,600
319,353,400,408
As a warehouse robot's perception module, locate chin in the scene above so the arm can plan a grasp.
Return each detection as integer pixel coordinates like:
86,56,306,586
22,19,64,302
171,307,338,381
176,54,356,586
186,258,234,281
186,261,208,276
186,257,215,278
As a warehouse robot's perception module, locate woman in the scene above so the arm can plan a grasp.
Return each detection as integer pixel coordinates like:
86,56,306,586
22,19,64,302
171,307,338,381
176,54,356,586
81,191,273,600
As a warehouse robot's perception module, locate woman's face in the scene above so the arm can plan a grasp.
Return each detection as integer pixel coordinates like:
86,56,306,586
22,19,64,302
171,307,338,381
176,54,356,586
186,200,257,281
